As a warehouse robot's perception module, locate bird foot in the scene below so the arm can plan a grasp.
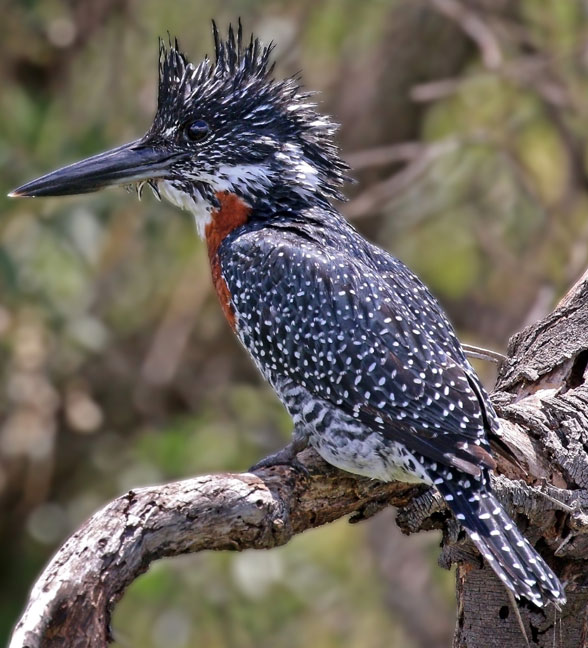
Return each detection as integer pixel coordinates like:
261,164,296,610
249,437,310,476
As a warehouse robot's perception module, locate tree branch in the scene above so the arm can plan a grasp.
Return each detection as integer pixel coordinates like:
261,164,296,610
9,453,420,648
10,274,588,648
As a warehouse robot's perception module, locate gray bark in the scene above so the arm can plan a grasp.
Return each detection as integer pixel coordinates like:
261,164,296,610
9,272,588,648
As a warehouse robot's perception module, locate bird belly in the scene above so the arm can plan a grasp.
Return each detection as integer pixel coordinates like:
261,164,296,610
312,428,427,484
276,380,432,485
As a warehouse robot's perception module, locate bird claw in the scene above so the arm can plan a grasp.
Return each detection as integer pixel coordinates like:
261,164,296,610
249,439,310,476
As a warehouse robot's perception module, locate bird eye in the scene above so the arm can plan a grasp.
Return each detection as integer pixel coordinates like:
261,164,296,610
185,120,210,142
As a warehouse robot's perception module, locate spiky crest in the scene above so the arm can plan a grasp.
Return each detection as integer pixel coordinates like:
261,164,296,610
149,21,349,213
157,21,275,115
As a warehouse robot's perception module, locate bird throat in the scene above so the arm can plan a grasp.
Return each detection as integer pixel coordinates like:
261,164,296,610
205,191,251,330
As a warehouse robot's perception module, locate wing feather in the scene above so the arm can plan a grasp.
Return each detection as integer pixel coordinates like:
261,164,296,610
222,224,497,475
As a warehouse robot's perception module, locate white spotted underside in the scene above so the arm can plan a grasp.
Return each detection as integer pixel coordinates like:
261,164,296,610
274,378,432,484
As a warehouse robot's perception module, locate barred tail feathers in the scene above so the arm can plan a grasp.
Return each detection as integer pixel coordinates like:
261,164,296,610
436,478,565,607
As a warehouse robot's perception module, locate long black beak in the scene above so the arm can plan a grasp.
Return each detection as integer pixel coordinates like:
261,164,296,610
9,140,184,198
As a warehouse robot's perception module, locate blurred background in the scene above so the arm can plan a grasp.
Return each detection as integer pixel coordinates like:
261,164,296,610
2,1,588,646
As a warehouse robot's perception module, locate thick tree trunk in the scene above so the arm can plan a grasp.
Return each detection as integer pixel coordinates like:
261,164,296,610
9,273,588,647
454,272,588,647
449,273,588,647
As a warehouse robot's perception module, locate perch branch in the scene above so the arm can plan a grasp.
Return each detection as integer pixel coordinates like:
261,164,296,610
9,454,420,648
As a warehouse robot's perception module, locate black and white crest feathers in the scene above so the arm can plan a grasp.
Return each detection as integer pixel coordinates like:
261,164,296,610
150,21,349,208
156,22,275,114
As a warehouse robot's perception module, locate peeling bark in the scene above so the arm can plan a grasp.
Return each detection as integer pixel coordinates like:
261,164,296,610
9,275,588,648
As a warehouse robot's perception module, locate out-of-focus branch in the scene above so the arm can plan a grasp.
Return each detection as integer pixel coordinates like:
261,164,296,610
345,142,424,171
344,138,463,220
429,0,502,69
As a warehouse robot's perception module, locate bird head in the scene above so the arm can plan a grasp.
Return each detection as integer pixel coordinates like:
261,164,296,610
10,22,349,236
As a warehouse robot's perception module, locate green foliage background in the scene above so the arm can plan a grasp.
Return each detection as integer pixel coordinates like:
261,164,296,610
2,1,587,646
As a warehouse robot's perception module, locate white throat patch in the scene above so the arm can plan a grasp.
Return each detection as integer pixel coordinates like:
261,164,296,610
157,163,273,238
157,157,318,238
158,180,212,238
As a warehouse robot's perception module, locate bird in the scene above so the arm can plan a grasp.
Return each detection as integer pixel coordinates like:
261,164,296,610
10,21,565,608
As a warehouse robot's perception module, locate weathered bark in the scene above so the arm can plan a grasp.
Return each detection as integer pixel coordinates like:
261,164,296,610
452,272,588,647
9,272,588,648
9,457,422,648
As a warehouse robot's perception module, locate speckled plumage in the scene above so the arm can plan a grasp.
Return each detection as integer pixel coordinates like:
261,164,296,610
12,21,566,609
219,203,565,607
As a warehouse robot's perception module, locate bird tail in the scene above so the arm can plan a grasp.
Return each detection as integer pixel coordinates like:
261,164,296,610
436,478,566,607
